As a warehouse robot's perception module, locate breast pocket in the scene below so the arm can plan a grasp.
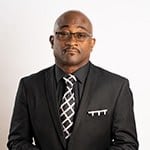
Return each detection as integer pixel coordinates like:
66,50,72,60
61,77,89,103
80,109,111,138
85,109,110,125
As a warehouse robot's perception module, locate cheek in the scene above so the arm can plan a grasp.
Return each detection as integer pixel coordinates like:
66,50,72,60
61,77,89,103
53,41,64,53
81,44,93,55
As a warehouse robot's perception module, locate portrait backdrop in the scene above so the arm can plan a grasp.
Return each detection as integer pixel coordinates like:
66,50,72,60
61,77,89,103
0,0,150,149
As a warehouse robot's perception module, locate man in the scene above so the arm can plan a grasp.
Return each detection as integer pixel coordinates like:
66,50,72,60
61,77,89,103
7,10,139,150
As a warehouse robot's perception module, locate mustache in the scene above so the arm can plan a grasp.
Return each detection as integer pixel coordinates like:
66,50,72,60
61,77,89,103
62,46,81,53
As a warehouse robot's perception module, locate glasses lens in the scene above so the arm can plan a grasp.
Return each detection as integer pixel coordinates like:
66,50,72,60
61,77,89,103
55,32,69,40
75,32,91,41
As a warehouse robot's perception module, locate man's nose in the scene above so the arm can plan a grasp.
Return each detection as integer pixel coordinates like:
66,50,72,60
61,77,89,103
65,35,78,46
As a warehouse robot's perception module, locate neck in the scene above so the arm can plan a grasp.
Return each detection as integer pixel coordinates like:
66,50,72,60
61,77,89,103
57,65,79,74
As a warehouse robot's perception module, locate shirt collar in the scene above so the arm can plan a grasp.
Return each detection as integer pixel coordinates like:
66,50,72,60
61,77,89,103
73,62,89,83
55,62,90,83
55,65,65,83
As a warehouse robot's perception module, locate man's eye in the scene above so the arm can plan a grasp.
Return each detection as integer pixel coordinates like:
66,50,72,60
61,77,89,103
60,32,69,36
77,33,87,38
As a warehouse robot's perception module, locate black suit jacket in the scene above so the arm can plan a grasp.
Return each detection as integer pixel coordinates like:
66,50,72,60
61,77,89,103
7,63,139,150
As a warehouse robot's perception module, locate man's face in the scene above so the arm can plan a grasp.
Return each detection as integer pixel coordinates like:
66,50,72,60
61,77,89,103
50,12,95,69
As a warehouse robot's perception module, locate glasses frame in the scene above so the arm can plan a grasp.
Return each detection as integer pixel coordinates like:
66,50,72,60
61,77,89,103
55,31,92,42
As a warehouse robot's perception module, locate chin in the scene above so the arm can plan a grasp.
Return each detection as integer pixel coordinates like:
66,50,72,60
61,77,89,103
63,56,79,65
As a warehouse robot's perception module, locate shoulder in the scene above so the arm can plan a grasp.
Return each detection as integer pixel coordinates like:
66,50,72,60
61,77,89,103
90,63,129,85
20,65,55,85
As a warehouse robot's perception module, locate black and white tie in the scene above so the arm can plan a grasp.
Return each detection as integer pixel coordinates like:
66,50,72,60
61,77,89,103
59,74,77,139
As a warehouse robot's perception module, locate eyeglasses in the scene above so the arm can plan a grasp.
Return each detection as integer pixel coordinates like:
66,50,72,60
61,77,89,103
55,31,92,42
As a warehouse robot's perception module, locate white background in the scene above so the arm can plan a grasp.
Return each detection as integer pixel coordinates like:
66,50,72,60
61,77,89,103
0,0,150,149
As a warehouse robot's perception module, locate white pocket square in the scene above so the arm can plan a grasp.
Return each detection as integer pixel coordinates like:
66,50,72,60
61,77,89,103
87,109,108,117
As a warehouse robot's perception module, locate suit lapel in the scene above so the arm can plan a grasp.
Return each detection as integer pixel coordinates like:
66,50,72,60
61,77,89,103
44,66,66,149
68,64,97,146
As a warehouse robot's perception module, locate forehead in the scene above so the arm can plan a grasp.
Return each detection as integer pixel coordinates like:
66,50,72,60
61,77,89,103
54,11,92,33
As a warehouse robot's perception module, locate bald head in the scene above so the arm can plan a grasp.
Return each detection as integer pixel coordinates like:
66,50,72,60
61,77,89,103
53,10,93,34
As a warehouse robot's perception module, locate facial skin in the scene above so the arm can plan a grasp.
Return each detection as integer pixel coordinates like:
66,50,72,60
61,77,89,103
50,10,96,74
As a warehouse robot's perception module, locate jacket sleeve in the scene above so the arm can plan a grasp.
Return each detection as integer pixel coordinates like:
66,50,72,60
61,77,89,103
7,79,40,150
109,80,139,150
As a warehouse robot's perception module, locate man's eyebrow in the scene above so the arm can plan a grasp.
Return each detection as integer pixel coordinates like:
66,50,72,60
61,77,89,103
59,25,89,32
77,26,89,32
59,25,69,29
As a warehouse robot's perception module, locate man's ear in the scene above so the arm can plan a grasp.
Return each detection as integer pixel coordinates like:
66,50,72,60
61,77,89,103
90,38,96,51
49,35,54,48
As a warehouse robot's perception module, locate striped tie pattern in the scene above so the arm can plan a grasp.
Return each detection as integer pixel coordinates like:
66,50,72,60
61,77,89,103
59,74,77,139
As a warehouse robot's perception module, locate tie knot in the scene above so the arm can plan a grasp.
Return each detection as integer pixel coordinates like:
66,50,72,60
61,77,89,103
63,74,77,88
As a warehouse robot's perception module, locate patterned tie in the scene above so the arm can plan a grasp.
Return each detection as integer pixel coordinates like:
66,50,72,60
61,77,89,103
59,74,77,139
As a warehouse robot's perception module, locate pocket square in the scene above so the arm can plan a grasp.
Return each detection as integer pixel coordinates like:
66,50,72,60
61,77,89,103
87,109,108,117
